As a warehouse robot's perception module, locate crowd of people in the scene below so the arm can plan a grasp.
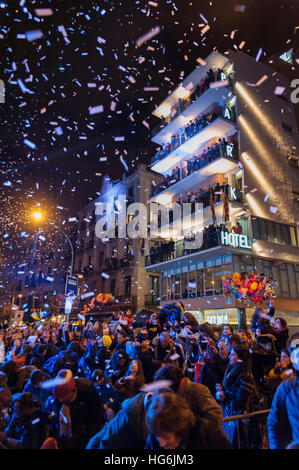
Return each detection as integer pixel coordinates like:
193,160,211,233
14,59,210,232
151,138,234,198
152,66,229,143
147,223,231,265
0,304,298,450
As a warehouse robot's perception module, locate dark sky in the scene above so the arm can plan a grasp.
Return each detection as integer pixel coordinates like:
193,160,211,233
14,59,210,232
0,0,298,282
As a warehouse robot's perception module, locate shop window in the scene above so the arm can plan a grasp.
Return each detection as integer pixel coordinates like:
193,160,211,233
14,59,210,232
188,270,197,298
213,265,223,294
266,220,275,242
204,267,213,295
196,269,204,297
181,272,188,298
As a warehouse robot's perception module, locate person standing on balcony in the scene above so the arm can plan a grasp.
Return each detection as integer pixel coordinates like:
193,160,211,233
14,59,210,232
190,119,196,137
206,147,213,163
187,158,193,175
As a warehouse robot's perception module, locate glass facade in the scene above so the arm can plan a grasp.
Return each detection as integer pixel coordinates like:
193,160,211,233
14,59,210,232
236,255,299,299
252,217,297,247
160,255,233,300
160,253,299,301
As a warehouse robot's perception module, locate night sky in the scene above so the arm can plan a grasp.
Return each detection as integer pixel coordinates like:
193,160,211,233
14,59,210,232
0,0,298,290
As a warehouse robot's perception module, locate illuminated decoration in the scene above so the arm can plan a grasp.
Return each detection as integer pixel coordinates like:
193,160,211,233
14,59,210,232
279,49,293,65
230,187,237,200
222,272,277,304
220,72,227,81
226,144,234,158
223,107,232,120
221,231,252,249
31,311,50,321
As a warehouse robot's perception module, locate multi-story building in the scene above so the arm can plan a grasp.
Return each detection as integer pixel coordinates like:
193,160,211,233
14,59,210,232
1,226,74,322
145,49,299,329
73,163,162,316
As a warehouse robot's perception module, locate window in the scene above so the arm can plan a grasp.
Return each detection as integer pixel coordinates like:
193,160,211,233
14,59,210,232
188,270,197,298
253,217,297,247
282,122,293,134
279,264,290,298
213,265,222,294
196,269,203,296
110,279,116,296
204,267,213,295
124,276,131,296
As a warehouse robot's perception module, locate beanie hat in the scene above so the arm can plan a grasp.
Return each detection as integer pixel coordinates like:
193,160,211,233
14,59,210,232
103,335,112,348
52,369,76,401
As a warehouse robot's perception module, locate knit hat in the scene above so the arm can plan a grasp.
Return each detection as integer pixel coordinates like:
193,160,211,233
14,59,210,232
52,369,76,401
102,335,112,348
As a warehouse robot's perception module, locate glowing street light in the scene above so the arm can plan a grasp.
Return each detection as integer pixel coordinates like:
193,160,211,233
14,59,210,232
31,210,43,222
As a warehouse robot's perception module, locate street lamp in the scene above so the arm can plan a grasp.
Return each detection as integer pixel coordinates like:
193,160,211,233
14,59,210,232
30,211,74,275
31,210,75,323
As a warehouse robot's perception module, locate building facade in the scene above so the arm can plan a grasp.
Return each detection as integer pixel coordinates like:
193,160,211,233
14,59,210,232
145,50,299,328
73,164,162,316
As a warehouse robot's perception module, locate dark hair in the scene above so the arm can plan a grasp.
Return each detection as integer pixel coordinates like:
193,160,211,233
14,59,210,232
275,317,288,329
154,365,184,393
146,392,196,441
228,333,242,346
183,312,199,328
12,392,37,410
232,345,250,367
30,369,43,386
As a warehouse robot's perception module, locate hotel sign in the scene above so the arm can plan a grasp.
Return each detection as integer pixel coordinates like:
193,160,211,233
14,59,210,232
220,231,252,250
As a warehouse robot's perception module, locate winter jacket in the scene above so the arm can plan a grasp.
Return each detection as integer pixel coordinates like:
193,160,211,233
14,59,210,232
221,364,256,416
87,387,227,450
267,375,299,449
45,377,104,449
4,408,49,449
177,377,223,429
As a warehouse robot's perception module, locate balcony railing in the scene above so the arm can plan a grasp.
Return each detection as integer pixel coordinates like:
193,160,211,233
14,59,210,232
151,104,236,166
145,227,223,267
151,147,239,199
151,73,233,138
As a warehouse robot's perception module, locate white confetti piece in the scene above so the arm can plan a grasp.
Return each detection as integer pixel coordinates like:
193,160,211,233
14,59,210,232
136,26,161,48
89,105,104,115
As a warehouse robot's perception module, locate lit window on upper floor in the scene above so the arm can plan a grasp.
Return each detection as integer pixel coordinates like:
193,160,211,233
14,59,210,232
282,122,294,134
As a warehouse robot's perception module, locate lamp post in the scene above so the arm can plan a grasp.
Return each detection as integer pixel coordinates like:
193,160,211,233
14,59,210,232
31,211,75,322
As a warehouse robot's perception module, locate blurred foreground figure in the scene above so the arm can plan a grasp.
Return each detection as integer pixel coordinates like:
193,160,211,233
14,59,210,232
267,334,299,449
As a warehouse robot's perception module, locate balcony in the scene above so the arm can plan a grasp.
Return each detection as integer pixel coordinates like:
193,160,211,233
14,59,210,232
150,106,237,175
150,153,239,204
145,221,252,271
152,78,233,142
